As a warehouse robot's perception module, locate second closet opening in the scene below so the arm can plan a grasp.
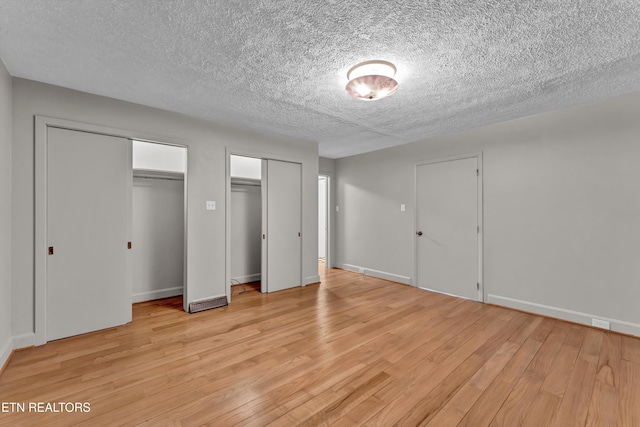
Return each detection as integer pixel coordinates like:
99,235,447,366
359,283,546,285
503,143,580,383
230,155,262,295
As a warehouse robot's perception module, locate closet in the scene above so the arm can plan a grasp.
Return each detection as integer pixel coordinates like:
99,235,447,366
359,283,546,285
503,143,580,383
36,119,189,344
132,141,186,302
228,154,302,296
230,155,262,288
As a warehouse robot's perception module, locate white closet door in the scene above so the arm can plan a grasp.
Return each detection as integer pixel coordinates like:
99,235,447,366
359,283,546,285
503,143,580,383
416,157,479,300
47,127,131,341
263,159,302,293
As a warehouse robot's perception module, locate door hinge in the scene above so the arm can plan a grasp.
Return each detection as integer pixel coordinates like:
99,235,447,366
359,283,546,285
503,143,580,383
477,282,480,290
477,226,480,233
48,246,54,255
262,234,266,240
298,232,301,237
127,242,132,249
476,169,479,176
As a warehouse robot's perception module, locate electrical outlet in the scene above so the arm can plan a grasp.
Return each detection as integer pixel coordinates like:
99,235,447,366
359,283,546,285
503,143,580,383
358,267,364,274
591,318,610,330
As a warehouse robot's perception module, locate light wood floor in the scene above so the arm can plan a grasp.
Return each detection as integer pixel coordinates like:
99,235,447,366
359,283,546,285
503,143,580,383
1,267,640,426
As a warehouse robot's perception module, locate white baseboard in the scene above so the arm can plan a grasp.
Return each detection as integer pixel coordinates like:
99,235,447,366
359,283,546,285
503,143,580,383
0,337,11,373
488,294,640,337
338,263,412,286
339,263,361,274
13,332,35,349
305,275,321,285
132,286,183,303
1,332,36,372
231,273,261,284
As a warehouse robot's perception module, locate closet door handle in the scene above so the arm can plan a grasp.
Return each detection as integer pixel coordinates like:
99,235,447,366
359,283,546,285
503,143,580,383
416,231,423,236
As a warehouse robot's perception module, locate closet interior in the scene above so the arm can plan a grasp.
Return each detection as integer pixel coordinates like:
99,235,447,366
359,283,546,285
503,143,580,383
230,155,262,294
132,140,186,303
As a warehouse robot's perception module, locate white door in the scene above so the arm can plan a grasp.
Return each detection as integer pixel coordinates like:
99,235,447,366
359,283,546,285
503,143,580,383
262,159,302,293
416,157,479,300
47,127,131,341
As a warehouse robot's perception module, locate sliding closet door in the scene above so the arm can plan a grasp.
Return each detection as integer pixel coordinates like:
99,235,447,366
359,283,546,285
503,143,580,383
263,159,302,293
46,127,131,341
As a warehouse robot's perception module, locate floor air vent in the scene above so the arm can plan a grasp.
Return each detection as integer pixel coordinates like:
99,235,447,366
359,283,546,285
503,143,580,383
189,296,228,313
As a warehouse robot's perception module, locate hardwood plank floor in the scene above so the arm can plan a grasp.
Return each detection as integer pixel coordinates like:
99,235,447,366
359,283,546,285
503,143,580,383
1,266,640,426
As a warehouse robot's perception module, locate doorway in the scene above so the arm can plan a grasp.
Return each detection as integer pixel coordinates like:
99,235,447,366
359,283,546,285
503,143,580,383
229,155,262,292
227,153,303,300
35,115,190,345
132,141,187,304
415,154,483,301
318,175,329,272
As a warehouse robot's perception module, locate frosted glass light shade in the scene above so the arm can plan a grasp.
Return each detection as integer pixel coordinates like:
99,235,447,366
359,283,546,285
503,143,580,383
346,60,398,101
346,75,399,100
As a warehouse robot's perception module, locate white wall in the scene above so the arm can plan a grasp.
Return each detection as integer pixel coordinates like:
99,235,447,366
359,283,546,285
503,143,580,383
318,177,327,259
230,184,262,283
336,93,640,336
230,155,261,180
11,78,319,340
0,59,13,366
132,176,184,302
132,140,186,173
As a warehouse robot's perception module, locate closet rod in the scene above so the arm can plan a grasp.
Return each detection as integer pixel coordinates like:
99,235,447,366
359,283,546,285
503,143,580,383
133,174,184,181
231,182,261,187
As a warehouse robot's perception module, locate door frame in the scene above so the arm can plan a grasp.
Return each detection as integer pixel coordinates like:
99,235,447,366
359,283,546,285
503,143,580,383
225,148,305,302
132,141,188,305
413,152,484,302
35,116,190,345
318,174,331,268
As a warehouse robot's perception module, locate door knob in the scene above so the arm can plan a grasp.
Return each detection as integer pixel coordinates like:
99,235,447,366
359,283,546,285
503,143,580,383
416,231,423,236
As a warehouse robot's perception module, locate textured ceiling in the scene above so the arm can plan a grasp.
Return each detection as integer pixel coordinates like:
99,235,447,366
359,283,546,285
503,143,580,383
1,1,639,158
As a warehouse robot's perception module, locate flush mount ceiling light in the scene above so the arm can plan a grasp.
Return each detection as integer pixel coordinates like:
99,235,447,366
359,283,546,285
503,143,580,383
346,60,399,101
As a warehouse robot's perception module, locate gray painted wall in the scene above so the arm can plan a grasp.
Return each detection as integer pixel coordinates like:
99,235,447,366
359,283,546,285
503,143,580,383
0,59,12,365
11,78,319,339
132,176,185,302
319,157,335,174
230,184,262,283
335,93,640,335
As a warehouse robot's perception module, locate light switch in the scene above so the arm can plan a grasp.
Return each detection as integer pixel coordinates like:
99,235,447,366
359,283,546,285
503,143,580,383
206,200,216,210
400,204,406,212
